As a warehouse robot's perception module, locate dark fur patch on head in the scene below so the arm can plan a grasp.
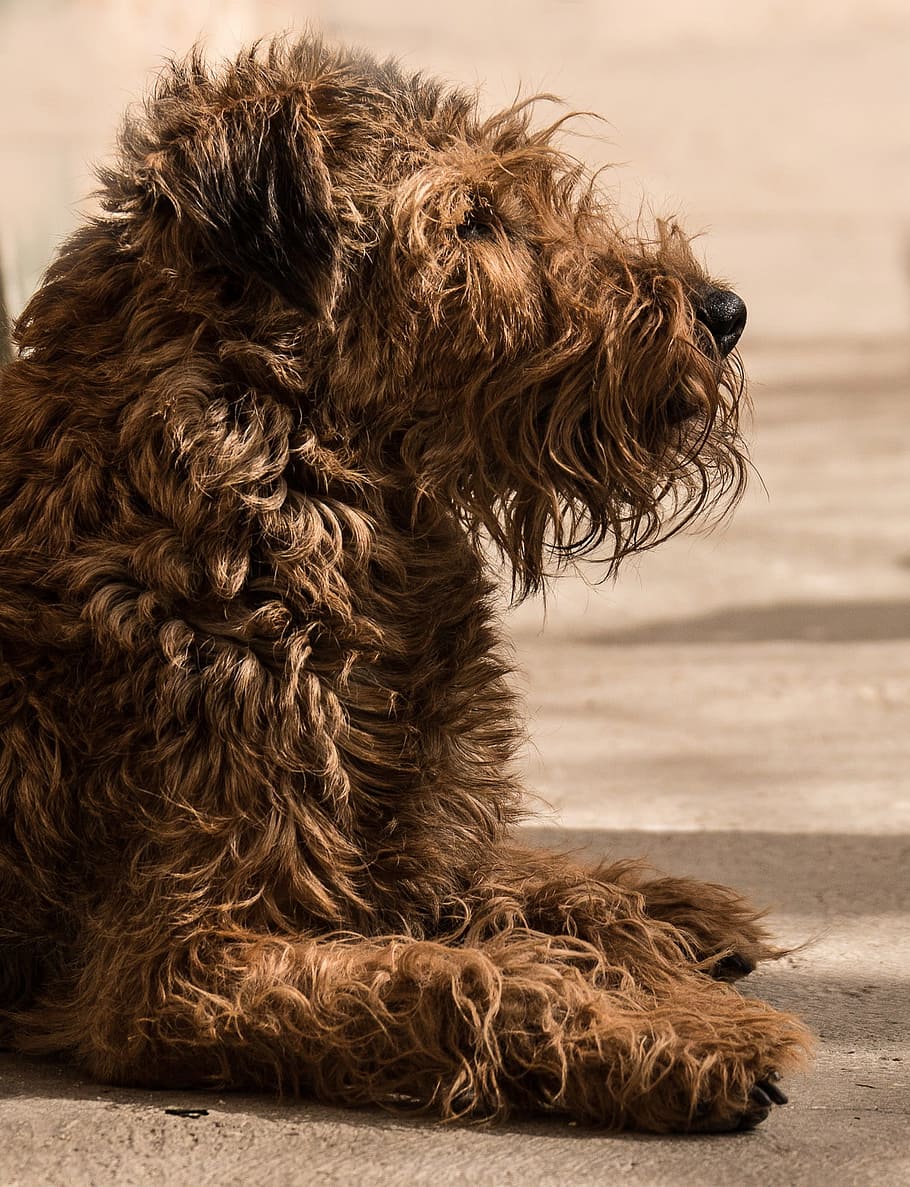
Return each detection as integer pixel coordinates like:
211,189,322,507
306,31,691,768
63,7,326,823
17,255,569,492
103,44,350,317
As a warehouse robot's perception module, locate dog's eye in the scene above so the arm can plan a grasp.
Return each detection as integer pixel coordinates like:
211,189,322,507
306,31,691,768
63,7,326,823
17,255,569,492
457,204,497,241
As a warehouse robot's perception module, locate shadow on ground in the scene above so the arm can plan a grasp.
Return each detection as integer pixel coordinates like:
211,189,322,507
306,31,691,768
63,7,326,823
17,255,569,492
581,600,910,645
518,827,910,914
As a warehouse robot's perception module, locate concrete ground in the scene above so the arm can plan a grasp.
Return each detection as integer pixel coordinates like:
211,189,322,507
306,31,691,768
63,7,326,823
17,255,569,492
1,2,909,1184
1,355,907,1185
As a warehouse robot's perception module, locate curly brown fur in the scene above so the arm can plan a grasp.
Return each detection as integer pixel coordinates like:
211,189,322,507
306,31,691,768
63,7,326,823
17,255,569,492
0,36,809,1132
0,257,11,367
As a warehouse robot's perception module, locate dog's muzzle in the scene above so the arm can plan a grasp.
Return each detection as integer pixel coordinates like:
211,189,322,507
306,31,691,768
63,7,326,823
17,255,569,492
695,287,747,358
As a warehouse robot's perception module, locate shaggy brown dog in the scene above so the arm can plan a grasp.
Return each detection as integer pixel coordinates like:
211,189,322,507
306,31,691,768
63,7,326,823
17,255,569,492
0,37,809,1131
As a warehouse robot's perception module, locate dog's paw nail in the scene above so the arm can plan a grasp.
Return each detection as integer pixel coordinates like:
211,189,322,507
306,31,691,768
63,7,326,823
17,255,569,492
756,1077,788,1106
749,1085,773,1108
736,1076,789,1129
738,1104,770,1131
711,953,754,981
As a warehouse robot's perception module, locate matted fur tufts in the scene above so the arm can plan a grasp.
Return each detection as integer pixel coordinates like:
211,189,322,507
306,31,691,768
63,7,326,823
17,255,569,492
0,35,807,1133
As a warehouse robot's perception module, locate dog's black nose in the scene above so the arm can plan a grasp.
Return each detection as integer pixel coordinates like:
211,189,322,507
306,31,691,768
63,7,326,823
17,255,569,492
695,287,747,357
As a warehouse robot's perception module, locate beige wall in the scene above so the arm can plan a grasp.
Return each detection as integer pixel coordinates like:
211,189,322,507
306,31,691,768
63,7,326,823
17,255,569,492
1,0,908,355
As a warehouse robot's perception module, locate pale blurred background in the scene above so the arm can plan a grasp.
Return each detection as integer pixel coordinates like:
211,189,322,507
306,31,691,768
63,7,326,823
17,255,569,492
1,5,908,1181
2,0,909,347
0,0,908,830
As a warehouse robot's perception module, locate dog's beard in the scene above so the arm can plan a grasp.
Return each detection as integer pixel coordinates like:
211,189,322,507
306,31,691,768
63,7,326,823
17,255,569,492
452,345,748,602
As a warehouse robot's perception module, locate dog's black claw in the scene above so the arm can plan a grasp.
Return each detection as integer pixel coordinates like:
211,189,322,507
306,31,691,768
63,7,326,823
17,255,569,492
712,952,755,981
757,1077,788,1106
750,1085,773,1109
737,1102,770,1131
735,1077,789,1130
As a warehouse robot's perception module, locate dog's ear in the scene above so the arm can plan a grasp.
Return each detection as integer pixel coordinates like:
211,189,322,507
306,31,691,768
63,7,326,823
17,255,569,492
138,91,340,318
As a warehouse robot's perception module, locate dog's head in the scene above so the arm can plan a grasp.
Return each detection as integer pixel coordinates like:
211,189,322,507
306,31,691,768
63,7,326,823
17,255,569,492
105,38,747,597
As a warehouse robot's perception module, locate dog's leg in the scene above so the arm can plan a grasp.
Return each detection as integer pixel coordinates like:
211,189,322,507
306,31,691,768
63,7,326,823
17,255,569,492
24,930,807,1131
475,847,783,981
620,870,785,981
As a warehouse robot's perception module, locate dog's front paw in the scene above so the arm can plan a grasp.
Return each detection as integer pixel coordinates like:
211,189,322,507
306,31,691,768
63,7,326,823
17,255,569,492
696,1072,790,1132
558,980,811,1133
635,875,784,978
